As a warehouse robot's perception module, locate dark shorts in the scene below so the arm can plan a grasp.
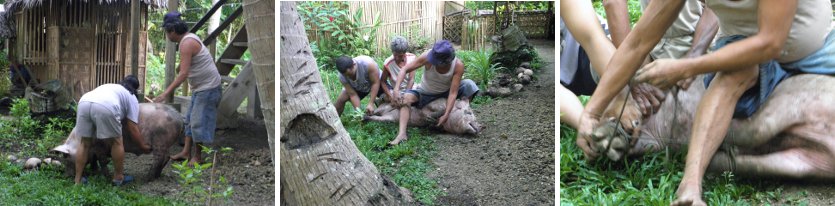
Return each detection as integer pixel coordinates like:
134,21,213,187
405,79,480,108
704,29,835,118
560,46,596,96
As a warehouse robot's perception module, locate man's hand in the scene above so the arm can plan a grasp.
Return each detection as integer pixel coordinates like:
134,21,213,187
635,59,690,90
152,93,169,103
677,77,697,90
141,144,152,153
365,104,375,115
576,112,601,161
629,83,666,117
436,113,449,127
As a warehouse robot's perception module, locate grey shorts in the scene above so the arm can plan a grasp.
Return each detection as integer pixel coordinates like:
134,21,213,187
75,101,122,139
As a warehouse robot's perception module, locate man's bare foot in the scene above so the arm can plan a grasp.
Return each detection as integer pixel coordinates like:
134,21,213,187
671,182,706,206
388,134,409,145
170,151,189,161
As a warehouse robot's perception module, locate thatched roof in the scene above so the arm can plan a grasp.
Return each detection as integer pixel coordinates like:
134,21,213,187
0,0,167,39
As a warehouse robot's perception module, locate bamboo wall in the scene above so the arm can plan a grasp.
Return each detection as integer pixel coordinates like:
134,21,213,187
13,0,149,96
346,1,445,55
445,10,553,51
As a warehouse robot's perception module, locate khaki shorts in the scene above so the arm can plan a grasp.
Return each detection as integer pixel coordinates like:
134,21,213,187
75,101,122,139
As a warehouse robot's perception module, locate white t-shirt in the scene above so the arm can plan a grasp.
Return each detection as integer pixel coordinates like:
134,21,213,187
79,84,140,124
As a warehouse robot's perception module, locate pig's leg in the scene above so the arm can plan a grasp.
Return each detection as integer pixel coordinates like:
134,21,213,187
708,149,835,179
725,97,805,148
151,153,169,178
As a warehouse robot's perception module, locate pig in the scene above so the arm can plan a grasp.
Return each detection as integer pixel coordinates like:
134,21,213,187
592,74,835,179
364,98,484,135
51,103,183,179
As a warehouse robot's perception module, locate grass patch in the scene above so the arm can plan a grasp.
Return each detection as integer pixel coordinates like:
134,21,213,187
321,62,444,204
0,158,184,205
560,95,809,205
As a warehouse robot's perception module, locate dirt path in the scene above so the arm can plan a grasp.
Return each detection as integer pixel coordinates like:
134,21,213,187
428,40,555,205
126,118,274,205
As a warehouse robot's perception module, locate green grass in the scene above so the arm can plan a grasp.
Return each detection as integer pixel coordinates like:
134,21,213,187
0,158,184,205
321,63,443,205
560,96,809,205
0,98,184,205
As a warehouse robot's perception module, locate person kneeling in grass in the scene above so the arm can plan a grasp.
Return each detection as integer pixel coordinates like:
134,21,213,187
333,55,385,116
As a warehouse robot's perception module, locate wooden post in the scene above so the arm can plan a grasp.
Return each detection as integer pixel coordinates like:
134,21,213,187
164,0,178,102
208,0,220,59
130,0,141,100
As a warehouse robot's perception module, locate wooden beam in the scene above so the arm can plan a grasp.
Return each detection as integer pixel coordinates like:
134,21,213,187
164,0,179,102
130,0,141,101
189,0,229,33
203,7,242,46
216,61,254,129
214,26,248,76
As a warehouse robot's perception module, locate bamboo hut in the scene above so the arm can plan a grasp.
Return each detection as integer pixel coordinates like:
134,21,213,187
0,0,165,99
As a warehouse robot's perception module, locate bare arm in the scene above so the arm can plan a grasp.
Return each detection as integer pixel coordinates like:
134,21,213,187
674,0,795,79
380,66,394,99
407,71,416,90
125,120,151,153
154,38,199,102
365,65,382,112
685,5,719,58
560,0,616,77
584,0,686,116
602,0,632,47
439,60,465,126
393,51,429,94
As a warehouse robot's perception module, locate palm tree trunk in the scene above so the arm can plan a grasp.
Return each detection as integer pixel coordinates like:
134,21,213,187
278,2,414,205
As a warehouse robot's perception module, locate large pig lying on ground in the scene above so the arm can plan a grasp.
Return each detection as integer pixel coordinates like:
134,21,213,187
51,103,183,179
364,98,484,135
593,74,835,179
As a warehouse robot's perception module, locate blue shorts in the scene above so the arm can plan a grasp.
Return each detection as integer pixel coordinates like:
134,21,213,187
705,29,835,118
185,86,221,144
405,79,480,109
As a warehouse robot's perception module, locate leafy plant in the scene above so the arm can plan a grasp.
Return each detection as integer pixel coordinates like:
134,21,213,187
297,1,382,71
172,146,234,206
9,98,38,139
458,49,505,90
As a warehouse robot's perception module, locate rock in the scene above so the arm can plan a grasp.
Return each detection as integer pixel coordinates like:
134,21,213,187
512,84,523,92
520,62,531,69
523,69,533,76
486,86,513,97
494,73,513,86
43,158,52,164
517,72,525,79
51,160,62,167
254,160,261,166
7,155,17,162
519,75,532,85
515,67,526,75
24,158,41,170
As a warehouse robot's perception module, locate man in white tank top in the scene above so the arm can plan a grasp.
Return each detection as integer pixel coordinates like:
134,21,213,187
380,36,418,104
389,40,480,145
576,1,835,205
154,12,222,166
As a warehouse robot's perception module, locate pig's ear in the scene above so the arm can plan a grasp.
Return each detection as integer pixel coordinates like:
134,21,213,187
51,145,72,155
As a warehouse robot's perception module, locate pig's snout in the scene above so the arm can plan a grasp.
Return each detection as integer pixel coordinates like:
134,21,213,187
468,122,484,134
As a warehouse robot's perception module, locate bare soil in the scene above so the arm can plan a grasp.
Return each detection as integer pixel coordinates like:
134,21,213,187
427,40,556,205
126,118,274,206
